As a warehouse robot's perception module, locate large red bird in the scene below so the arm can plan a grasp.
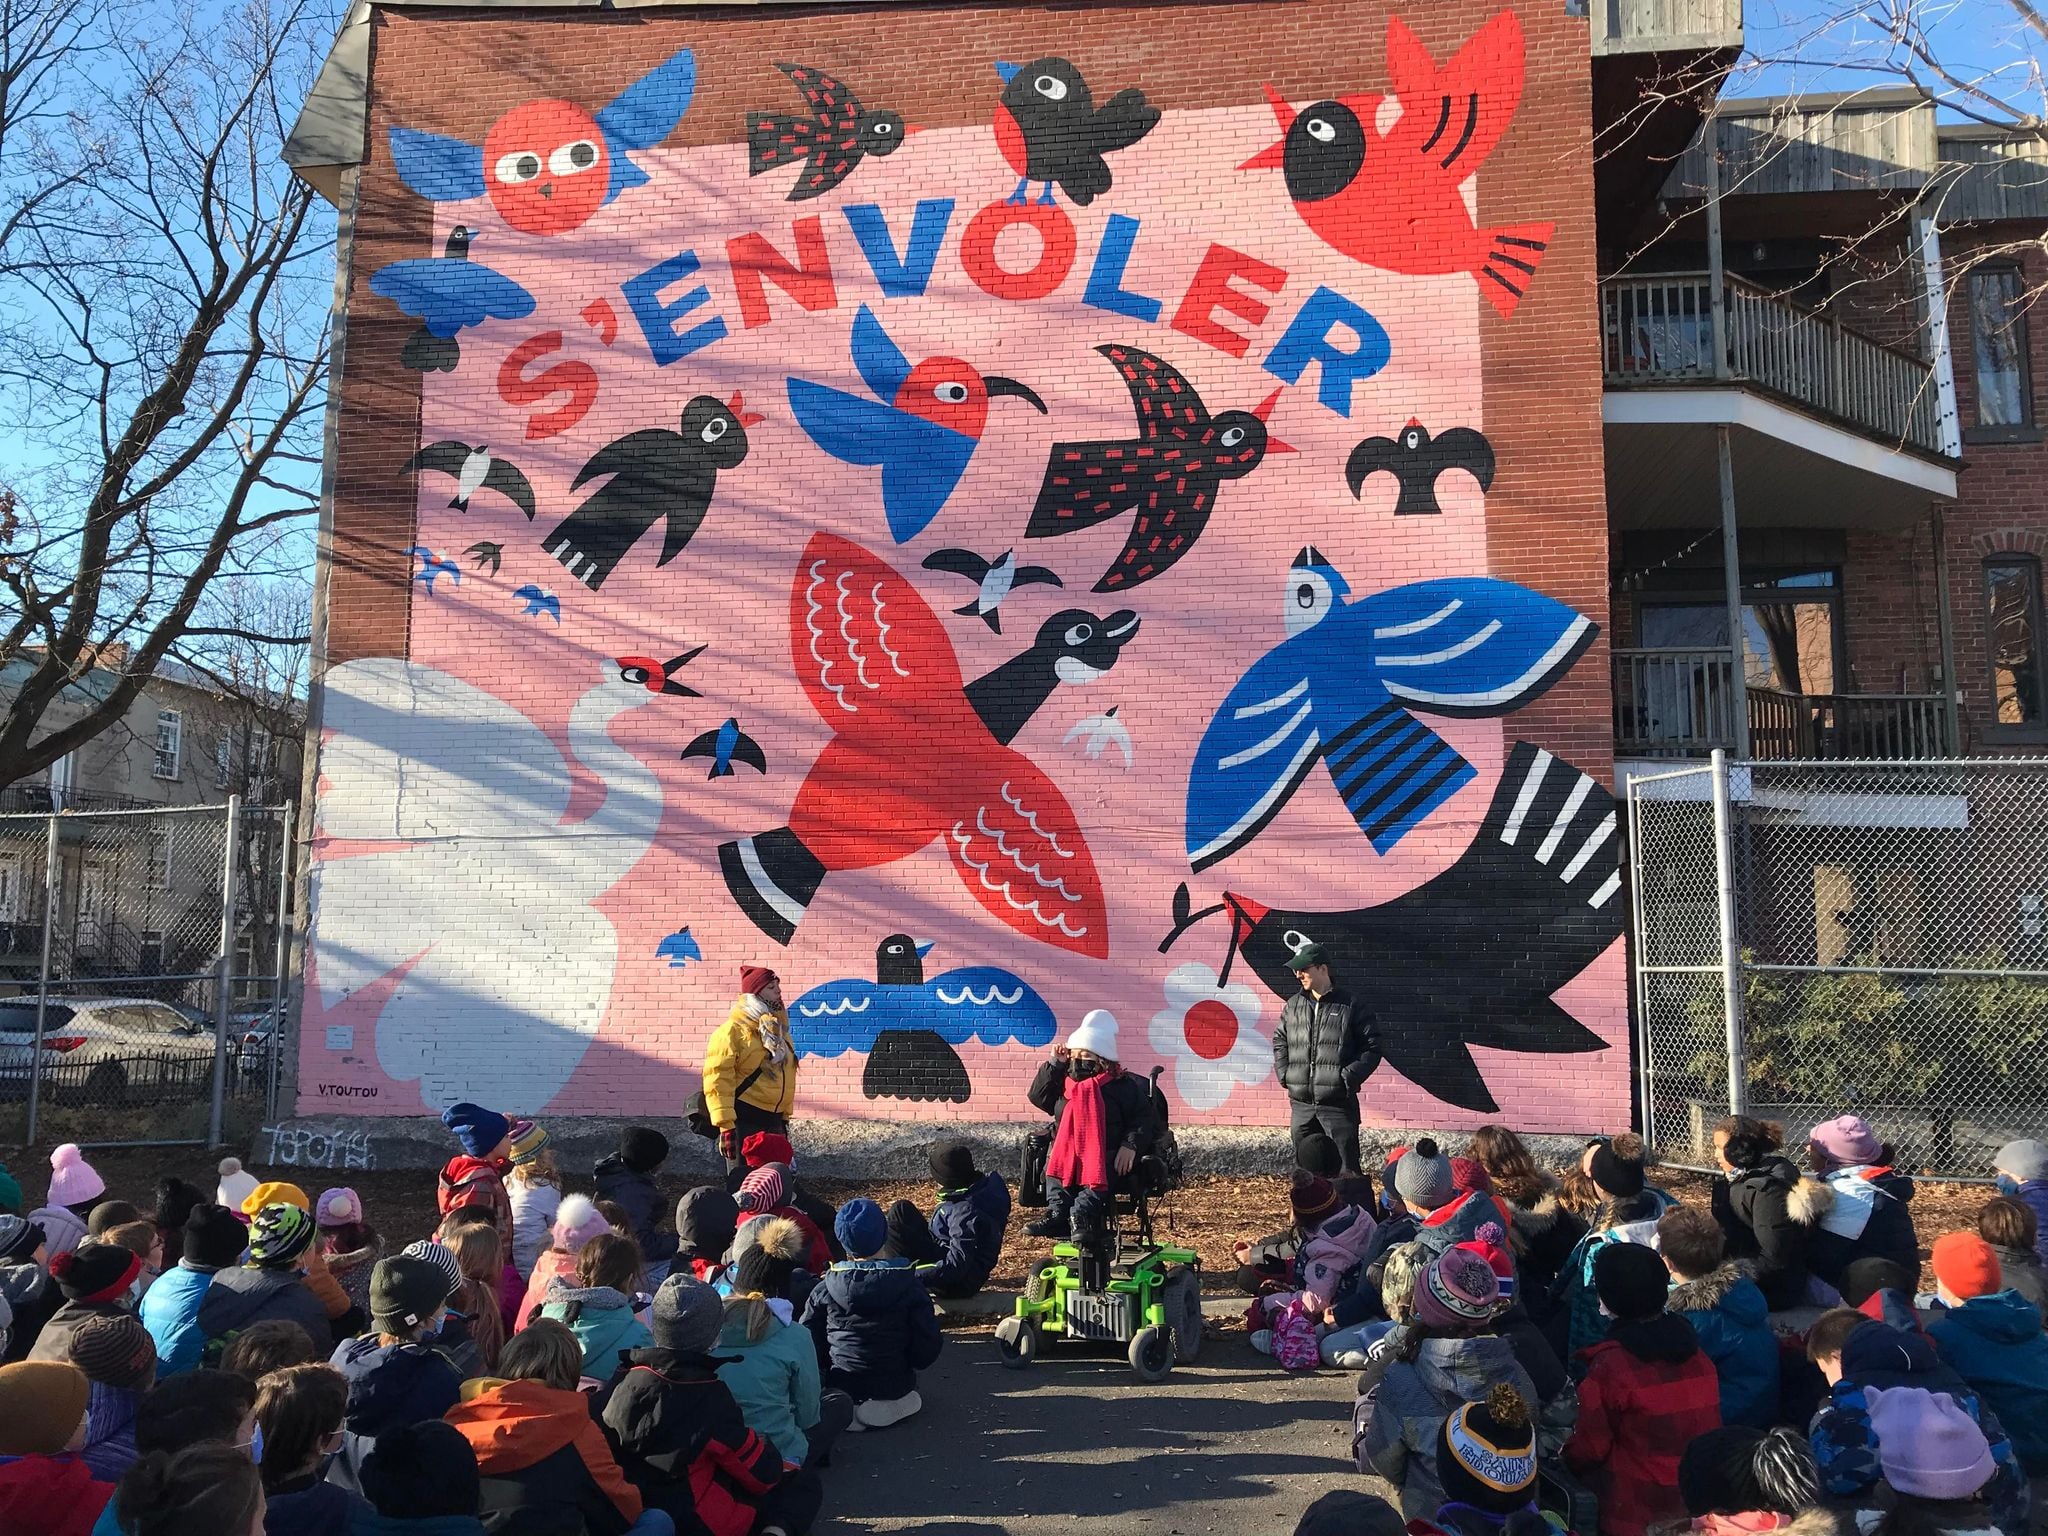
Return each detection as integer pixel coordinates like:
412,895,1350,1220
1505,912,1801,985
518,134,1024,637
720,534,1139,956
1238,10,1553,317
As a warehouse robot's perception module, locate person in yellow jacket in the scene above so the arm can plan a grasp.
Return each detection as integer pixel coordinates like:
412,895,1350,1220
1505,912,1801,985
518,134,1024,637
703,965,799,1189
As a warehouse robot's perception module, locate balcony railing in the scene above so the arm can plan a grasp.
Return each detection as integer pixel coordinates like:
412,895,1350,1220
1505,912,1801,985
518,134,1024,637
1614,649,1952,758
1601,272,1945,456
1590,0,1743,56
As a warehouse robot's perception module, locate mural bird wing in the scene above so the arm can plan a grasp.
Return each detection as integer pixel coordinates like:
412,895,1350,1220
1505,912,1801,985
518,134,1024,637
593,48,698,203
1358,577,1597,718
1099,343,1212,439
790,533,963,725
850,304,912,402
788,977,888,1056
786,379,976,543
926,966,1059,1048
948,752,1109,958
388,127,487,203
1185,638,1328,872
772,63,868,198
1379,11,1525,182
369,261,536,335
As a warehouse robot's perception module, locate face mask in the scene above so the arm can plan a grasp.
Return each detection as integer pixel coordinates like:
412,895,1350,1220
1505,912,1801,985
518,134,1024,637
1069,1060,1102,1081
1997,1173,2022,1197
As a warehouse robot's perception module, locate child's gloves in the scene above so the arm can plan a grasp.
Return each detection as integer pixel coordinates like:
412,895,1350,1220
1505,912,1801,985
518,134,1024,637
718,1128,739,1161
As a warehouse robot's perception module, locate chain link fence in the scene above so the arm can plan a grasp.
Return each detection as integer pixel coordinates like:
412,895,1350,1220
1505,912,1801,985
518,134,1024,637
0,799,296,1149
1631,755,2048,1176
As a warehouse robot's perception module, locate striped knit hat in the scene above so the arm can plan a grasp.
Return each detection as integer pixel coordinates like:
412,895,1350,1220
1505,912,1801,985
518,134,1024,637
1414,1247,1500,1330
248,1204,316,1268
1438,1384,1536,1513
738,1166,786,1215
508,1120,551,1166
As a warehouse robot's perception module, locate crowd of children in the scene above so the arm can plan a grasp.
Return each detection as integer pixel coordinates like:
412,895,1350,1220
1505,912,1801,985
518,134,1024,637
0,1092,989,1536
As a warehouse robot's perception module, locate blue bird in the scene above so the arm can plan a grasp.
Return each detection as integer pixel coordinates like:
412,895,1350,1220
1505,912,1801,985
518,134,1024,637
513,584,561,622
368,226,535,372
388,49,697,237
786,304,1045,543
657,928,702,969
681,718,767,779
790,934,1057,1104
1185,546,1598,870
407,546,462,594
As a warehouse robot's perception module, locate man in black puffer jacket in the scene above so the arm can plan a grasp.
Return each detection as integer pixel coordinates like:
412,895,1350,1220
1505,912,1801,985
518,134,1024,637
1273,942,1381,1174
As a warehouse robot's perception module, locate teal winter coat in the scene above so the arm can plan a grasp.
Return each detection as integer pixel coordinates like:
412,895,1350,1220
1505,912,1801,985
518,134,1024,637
1554,1216,1663,1359
715,1304,822,1466
539,1284,652,1379
1929,1289,2048,1473
1667,1261,1779,1428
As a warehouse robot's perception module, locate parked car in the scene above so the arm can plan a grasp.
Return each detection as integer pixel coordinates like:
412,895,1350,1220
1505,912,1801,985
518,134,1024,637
0,997,222,1106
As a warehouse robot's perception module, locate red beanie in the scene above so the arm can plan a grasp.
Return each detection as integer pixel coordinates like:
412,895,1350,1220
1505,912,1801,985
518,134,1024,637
743,1132,795,1170
740,965,779,997
1932,1232,2003,1300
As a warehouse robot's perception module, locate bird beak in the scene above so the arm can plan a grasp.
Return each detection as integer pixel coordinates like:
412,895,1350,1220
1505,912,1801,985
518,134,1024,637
994,61,1021,83
914,941,935,959
982,376,1047,413
729,391,766,429
1224,892,1270,947
1252,388,1295,454
905,123,926,135
1103,611,1141,642
1238,84,1294,170
1406,416,1423,429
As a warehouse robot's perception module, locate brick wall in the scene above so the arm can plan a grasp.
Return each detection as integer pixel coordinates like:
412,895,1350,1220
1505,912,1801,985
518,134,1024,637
302,0,1627,1135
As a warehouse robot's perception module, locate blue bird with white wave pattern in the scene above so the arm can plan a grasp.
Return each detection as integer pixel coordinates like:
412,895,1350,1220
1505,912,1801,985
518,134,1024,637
790,933,1056,1105
1185,546,1598,870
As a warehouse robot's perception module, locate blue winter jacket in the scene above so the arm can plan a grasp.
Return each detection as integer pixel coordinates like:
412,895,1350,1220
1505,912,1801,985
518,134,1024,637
1929,1289,2048,1473
2006,1178,2048,1266
1667,1262,1779,1428
327,1335,463,1495
800,1257,942,1403
924,1173,1011,1297
139,1263,216,1378
265,1474,369,1536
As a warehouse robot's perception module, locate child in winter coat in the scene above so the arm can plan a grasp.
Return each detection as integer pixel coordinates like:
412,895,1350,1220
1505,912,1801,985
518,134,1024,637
1840,1258,1926,1333
1712,1116,1834,1310
516,1195,611,1331
1563,1242,1722,1536
1466,1126,1585,1317
0,1214,59,1363
739,1134,841,1260
676,1187,740,1284
1659,1206,1779,1429
537,1231,653,1380
1023,1012,1155,1250
0,1360,111,1536
880,1141,1012,1299
1925,1231,2048,1474
1323,1240,1428,1369
1976,1198,2048,1322
194,1205,331,1361
717,1243,854,1471
436,1102,515,1257
256,1362,370,1535
240,1180,356,1332
329,1255,464,1497
504,1121,558,1278
446,1319,646,1534
1862,1387,2012,1536
595,1127,681,1284
801,1199,943,1429
735,1168,832,1275
1551,1186,1665,1360
1991,1140,2048,1266
604,1278,812,1536
71,1313,157,1482
1250,1172,1377,1369
31,1145,104,1259
1672,1426,1830,1536
1393,1141,1511,1261
30,1241,146,1365
354,1419,490,1536
1804,1115,1920,1289
1411,1385,1547,1536
1236,1135,1374,1293
1804,1308,2025,1536
315,1188,385,1323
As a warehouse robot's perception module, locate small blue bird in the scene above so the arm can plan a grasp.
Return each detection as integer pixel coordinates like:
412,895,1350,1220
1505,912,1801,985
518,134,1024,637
407,546,462,594
681,718,767,779
368,227,535,372
1185,546,1598,870
790,934,1057,1104
513,584,561,622
656,928,702,969
787,305,1045,543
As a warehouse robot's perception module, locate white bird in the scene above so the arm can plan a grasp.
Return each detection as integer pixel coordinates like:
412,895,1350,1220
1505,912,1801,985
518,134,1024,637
1064,704,1134,767
922,546,1063,633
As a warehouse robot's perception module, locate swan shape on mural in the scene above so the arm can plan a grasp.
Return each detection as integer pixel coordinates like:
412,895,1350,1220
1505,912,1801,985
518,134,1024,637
309,657,664,1111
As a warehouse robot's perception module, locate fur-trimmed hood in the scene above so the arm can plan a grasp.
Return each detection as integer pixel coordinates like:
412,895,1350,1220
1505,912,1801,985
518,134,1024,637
1667,1259,1759,1314
1691,1507,1854,1536
1505,1188,1566,1236
1731,1156,1835,1226
1785,1172,1835,1226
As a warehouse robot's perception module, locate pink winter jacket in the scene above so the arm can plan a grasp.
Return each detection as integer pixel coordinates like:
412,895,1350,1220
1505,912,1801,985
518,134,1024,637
516,1248,576,1331
1296,1204,1378,1313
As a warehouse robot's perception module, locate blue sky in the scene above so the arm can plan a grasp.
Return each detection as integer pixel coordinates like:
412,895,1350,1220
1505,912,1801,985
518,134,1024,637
1736,0,2039,120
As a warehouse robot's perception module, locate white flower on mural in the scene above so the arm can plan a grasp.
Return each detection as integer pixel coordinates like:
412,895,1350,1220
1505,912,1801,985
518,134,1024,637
1147,962,1269,1111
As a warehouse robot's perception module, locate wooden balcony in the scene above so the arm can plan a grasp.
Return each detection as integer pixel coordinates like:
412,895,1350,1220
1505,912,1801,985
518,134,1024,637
1591,0,1743,57
1601,272,1945,457
1614,649,1953,759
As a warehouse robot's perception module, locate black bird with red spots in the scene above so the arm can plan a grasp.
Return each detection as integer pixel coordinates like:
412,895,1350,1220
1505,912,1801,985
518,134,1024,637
993,57,1159,206
748,63,907,201
1024,345,1292,592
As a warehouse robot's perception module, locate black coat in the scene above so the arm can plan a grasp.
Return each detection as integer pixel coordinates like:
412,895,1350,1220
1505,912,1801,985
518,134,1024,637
1806,1168,1919,1289
1500,1188,1588,1317
476,1441,631,1536
603,1347,783,1536
1713,1156,1832,1310
1273,988,1381,1108
799,1258,942,1403
593,1155,679,1266
1026,1062,1155,1164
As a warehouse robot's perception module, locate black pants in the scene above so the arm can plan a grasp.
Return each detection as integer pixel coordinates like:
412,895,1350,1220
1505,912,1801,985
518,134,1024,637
724,1106,789,1192
1290,1099,1361,1174
803,1390,855,1472
882,1200,984,1298
1044,1181,1110,1247
753,1465,824,1535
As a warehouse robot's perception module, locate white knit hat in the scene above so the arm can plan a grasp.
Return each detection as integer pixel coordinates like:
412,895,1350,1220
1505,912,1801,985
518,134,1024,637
1066,1009,1120,1062
216,1157,259,1212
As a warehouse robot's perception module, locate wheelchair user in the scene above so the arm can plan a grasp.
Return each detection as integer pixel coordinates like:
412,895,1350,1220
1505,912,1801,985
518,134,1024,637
1024,1010,1156,1249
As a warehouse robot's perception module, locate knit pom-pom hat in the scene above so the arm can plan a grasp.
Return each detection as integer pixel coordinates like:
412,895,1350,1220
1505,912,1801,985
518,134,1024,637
551,1195,609,1254
216,1157,259,1214
47,1143,105,1208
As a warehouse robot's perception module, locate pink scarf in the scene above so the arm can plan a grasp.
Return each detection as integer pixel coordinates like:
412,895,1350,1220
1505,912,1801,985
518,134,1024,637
1046,1072,1111,1191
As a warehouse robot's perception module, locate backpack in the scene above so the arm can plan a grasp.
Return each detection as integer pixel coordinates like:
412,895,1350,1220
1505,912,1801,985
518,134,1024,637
1145,1066,1185,1188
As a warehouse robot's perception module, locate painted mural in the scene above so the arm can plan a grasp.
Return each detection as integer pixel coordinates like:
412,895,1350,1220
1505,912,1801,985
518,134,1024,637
303,8,1629,1131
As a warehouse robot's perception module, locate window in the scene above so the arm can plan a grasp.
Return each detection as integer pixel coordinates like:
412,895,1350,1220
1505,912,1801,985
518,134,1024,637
250,726,271,773
1970,268,2034,430
214,732,232,789
145,828,171,890
137,930,165,975
1637,568,1843,694
1986,558,2048,729
153,709,182,780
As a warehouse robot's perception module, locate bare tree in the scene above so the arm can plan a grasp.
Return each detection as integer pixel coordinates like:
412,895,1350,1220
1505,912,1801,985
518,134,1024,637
0,0,332,788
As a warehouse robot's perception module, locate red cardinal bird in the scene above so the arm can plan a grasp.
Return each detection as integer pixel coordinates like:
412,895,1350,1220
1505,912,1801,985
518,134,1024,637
721,535,1140,956
1239,10,1553,317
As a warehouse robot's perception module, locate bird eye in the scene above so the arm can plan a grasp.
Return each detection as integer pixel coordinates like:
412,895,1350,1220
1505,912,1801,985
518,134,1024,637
700,417,730,443
1034,74,1068,100
935,382,969,404
1404,429,1422,448
1307,117,1338,144
872,121,895,135
1064,622,1093,646
622,667,648,684
493,152,543,184
1220,426,1246,448
548,140,600,176
1295,583,1316,609
1284,929,1312,953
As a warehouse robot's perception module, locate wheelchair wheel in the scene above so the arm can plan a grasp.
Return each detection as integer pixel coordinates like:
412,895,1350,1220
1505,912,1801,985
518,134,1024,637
1161,1265,1203,1364
994,1315,1038,1370
1025,1258,1059,1304
1128,1324,1174,1383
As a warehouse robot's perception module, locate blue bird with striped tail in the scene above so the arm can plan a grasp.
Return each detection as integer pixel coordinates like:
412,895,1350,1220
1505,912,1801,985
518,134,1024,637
1185,547,1597,870
789,933,1056,1105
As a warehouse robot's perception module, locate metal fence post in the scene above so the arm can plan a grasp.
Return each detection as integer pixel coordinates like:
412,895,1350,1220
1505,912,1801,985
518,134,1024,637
267,803,297,1120
1709,749,1747,1116
207,795,242,1148
25,814,60,1147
